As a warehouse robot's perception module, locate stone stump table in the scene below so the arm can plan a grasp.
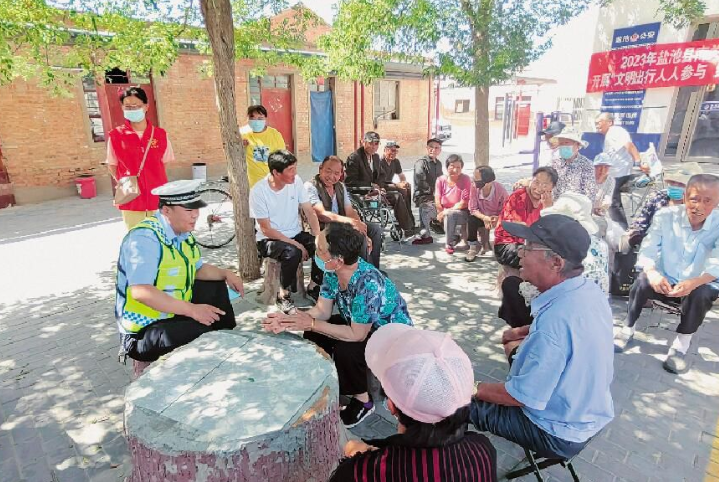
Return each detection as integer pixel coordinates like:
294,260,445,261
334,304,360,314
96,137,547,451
124,330,340,482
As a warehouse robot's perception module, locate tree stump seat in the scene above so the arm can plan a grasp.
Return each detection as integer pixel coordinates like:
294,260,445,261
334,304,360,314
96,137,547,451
256,257,306,305
124,331,340,482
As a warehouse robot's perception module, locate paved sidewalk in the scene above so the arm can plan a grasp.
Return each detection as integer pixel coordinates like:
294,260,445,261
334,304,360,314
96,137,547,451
1,164,718,482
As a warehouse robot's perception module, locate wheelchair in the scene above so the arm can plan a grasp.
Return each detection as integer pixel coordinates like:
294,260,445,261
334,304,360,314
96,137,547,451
347,185,404,243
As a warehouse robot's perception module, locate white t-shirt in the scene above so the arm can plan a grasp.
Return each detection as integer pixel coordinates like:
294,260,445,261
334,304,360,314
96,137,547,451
603,125,634,178
250,175,309,241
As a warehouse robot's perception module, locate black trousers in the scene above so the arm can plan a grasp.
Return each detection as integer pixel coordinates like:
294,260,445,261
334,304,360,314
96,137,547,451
125,280,236,362
384,187,415,231
467,215,485,242
627,271,719,334
303,314,373,396
609,175,632,230
494,243,521,269
498,276,533,328
257,231,316,292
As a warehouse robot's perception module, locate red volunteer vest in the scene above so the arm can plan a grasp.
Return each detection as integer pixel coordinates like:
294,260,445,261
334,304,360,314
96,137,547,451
109,120,169,211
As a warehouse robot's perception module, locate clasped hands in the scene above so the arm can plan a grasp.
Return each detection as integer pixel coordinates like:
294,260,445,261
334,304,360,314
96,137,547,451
262,310,314,334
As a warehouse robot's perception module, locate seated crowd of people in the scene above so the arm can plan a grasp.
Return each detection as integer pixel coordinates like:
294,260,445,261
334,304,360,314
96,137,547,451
113,104,719,481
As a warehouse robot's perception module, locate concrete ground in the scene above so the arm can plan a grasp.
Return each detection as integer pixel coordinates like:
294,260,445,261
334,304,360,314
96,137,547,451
1,160,718,482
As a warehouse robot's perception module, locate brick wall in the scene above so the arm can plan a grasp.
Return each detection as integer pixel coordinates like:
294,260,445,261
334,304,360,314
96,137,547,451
0,79,106,202
0,54,431,205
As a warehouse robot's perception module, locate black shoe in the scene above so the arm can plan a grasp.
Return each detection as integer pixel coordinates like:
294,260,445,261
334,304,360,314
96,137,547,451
340,397,375,428
307,285,320,302
429,220,445,235
276,295,296,314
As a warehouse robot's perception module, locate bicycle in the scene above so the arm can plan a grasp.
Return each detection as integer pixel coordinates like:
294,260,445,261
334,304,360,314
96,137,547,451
193,177,236,249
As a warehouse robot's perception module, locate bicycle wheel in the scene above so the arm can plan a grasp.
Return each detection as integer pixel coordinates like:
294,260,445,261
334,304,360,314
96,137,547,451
193,188,236,249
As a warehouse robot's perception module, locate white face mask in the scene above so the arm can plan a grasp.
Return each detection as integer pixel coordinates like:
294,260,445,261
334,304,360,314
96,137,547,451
124,109,146,123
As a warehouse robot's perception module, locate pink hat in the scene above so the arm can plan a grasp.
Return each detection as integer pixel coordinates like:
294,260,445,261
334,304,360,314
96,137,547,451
365,324,475,424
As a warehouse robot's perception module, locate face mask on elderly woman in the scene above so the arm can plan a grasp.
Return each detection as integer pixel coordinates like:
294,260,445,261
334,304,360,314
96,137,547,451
667,185,685,200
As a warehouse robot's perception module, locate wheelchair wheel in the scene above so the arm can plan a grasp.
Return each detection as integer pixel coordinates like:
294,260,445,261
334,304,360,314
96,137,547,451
193,188,236,249
390,225,403,241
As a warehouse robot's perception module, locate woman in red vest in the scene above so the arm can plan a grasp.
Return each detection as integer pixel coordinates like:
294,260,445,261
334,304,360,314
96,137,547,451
106,86,175,229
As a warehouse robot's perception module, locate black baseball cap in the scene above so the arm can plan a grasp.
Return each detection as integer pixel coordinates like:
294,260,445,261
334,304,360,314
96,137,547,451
427,137,444,145
502,214,590,265
540,121,565,137
363,131,380,142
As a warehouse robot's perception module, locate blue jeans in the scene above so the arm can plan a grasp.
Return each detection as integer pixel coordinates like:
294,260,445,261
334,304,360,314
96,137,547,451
470,400,587,459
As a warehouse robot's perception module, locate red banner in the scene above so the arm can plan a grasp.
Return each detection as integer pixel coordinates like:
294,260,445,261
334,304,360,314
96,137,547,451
586,38,719,93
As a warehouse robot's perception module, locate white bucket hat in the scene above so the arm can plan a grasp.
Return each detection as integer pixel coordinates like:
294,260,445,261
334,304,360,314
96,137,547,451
541,192,598,235
663,162,703,185
553,128,589,149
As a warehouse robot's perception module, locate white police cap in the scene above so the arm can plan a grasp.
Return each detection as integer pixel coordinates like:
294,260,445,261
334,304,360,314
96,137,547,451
151,179,207,208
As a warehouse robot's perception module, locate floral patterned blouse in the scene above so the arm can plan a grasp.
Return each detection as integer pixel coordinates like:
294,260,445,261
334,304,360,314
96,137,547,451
584,235,609,294
320,259,413,327
627,190,670,239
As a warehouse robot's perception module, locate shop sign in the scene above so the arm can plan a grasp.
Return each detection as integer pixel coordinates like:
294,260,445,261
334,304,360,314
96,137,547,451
611,22,661,50
587,38,719,93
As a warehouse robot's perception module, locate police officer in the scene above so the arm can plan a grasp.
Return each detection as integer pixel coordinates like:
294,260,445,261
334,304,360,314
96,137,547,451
116,179,244,362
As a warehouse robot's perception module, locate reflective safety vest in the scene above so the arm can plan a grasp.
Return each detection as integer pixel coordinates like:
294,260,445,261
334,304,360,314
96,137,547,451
117,216,200,333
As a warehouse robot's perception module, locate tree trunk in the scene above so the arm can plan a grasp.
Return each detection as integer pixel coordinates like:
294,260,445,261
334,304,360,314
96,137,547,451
199,0,261,280
473,85,490,167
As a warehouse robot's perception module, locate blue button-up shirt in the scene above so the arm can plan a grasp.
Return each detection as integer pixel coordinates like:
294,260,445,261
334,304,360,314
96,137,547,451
637,205,719,284
505,276,615,443
115,212,203,323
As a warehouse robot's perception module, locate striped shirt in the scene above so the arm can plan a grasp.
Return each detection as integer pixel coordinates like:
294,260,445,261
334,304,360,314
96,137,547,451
329,432,497,482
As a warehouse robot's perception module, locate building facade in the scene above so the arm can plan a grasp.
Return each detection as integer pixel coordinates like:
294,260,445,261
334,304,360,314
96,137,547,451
580,0,719,163
0,27,433,205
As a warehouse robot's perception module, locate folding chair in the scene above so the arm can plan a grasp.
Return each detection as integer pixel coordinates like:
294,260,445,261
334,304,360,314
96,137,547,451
506,447,581,482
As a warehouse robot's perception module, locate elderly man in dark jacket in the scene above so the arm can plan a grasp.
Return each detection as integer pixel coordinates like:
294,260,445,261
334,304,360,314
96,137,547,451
345,131,381,187
412,137,445,244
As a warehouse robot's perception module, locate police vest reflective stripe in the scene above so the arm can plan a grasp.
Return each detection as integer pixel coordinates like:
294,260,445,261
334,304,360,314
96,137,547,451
119,217,200,333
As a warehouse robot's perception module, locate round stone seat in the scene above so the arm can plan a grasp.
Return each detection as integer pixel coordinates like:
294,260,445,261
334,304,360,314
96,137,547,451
124,330,340,482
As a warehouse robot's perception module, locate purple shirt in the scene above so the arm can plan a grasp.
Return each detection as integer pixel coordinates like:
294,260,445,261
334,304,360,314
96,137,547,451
435,174,472,209
469,181,509,217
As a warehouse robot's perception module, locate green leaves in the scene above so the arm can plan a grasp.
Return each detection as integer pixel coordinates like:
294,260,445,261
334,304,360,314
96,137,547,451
0,0,330,94
322,0,707,88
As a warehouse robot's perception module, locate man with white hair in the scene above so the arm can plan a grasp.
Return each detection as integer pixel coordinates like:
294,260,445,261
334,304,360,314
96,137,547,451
595,112,643,228
472,214,614,459
615,174,719,374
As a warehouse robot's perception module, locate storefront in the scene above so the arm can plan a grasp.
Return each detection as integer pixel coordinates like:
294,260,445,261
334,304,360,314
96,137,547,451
580,0,719,164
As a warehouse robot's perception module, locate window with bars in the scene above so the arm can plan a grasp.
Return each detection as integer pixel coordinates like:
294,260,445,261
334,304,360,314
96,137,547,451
308,77,328,92
249,74,291,105
82,76,105,142
374,80,400,120
455,99,470,113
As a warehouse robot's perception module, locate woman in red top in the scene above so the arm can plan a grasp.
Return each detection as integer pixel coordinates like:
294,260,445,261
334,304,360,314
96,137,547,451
494,167,557,275
106,87,175,229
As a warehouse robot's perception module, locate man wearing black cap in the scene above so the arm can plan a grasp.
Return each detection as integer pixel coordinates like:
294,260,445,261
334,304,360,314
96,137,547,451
376,140,415,233
470,214,614,460
412,137,445,244
345,131,381,188
115,180,245,363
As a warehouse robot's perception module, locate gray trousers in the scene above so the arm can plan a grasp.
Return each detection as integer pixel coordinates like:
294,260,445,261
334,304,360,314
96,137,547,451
444,209,469,246
418,202,437,237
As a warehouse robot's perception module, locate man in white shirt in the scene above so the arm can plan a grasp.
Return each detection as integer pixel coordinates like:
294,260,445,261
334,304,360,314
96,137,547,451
614,174,719,374
250,150,321,313
595,113,643,229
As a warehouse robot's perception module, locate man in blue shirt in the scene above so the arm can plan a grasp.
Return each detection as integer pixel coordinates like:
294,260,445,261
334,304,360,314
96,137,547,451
116,180,245,362
615,174,719,374
470,215,615,460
